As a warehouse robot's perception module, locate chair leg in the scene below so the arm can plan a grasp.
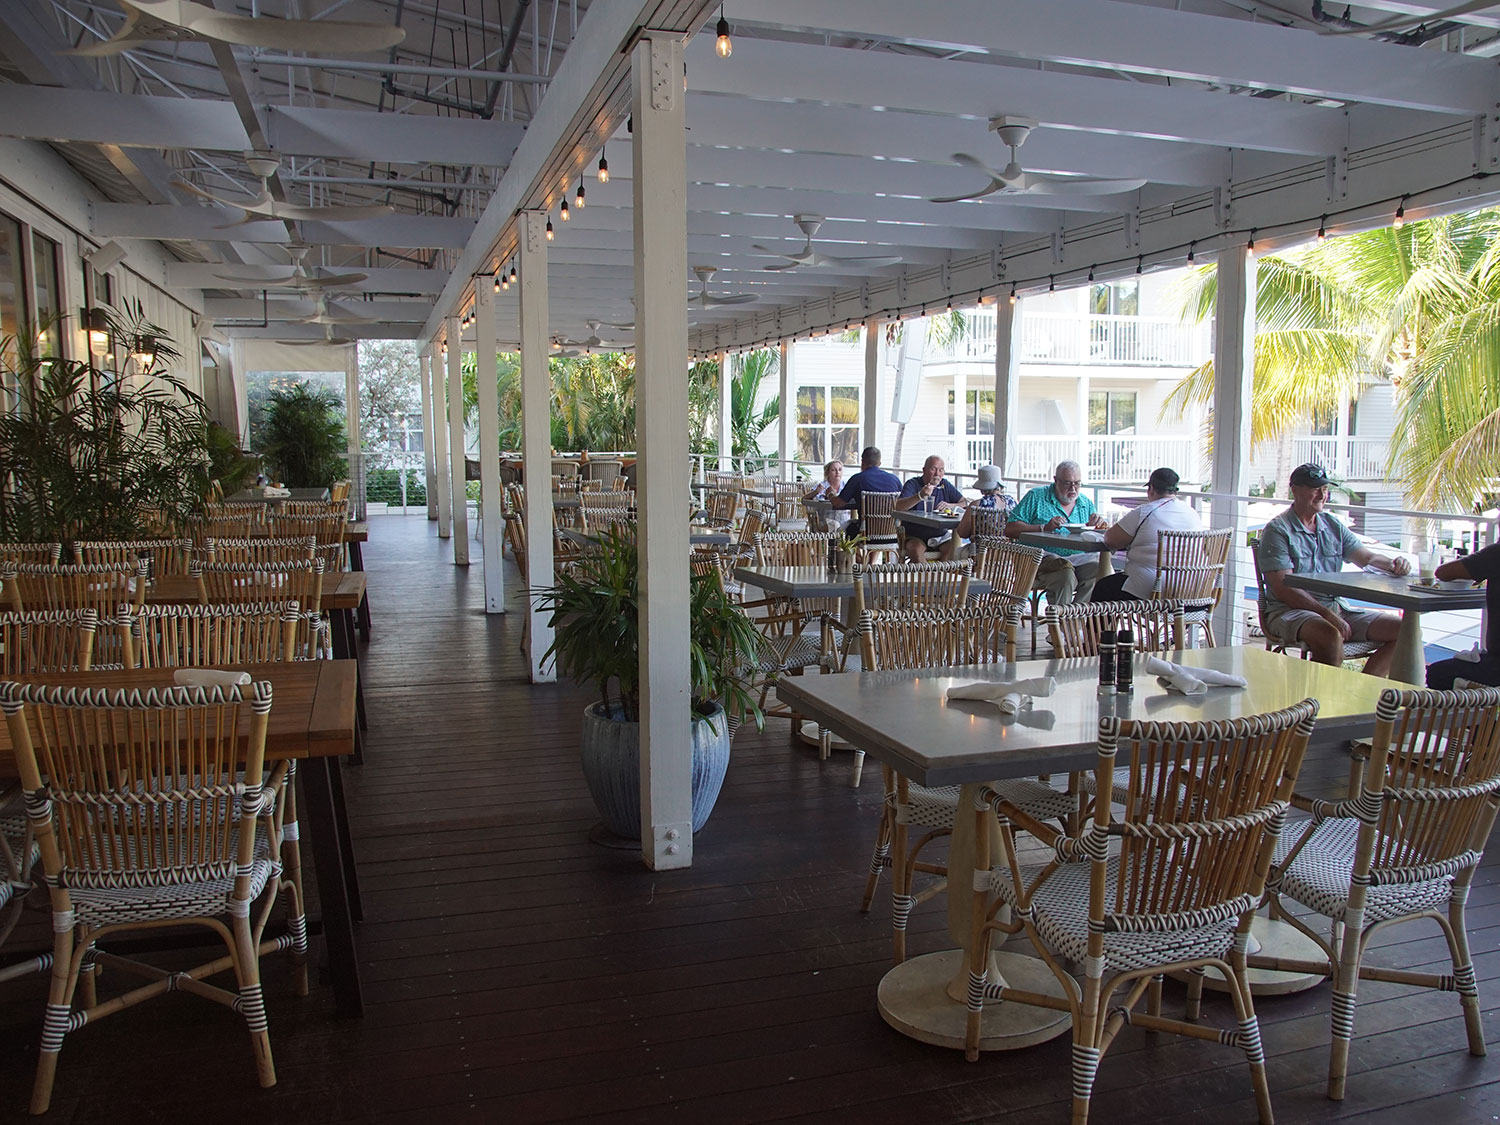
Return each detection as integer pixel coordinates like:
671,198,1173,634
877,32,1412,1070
30,929,83,1115
1327,913,1364,1101
278,779,310,997
1147,973,1163,1019
1222,963,1274,1124
891,810,912,964
230,912,277,1089
1070,974,1105,1124
1184,965,1206,1021
860,795,894,913
1440,898,1486,1057
850,748,865,787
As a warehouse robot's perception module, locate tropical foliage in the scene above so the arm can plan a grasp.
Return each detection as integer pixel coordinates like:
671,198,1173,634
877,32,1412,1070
257,383,347,487
1165,208,1500,509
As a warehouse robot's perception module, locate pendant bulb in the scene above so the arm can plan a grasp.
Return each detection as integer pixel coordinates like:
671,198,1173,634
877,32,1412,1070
560,197,569,221
597,152,609,183
493,273,502,293
1008,284,1017,305
716,9,732,58
546,219,554,241
1393,197,1406,229
510,262,517,282
1246,230,1256,258
1187,241,1196,265
1317,216,1327,243
1048,275,1055,292
576,181,585,208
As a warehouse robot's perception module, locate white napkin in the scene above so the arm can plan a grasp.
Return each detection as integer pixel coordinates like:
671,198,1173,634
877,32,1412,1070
173,669,251,689
1079,530,1105,543
1144,656,1248,695
1457,643,1483,664
947,677,1056,711
263,486,292,498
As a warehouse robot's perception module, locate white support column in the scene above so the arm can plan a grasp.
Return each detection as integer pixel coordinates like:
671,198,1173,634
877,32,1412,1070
518,210,555,682
431,339,453,539
446,316,470,562
633,32,692,871
344,345,364,519
1211,249,1257,647
993,298,1022,482
952,369,968,476
777,340,791,479
1075,374,1091,481
862,318,880,453
717,351,732,473
419,349,439,521
474,282,505,612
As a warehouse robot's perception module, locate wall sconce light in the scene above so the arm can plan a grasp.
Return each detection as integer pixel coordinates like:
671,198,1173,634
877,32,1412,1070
84,307,111,356
129,334,157,369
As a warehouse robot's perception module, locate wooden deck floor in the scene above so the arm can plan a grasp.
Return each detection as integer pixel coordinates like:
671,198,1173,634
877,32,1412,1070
3,513,1500,1123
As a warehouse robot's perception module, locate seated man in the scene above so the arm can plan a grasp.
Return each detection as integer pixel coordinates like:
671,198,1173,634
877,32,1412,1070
1427,543,1500,689
1092,467,1203,602
1006,460,1107,605
894,455,969,562
1257,463,1410,676
830,445,902,537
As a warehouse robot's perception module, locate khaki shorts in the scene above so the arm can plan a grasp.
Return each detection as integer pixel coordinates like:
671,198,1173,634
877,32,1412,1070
1263,604,1388,646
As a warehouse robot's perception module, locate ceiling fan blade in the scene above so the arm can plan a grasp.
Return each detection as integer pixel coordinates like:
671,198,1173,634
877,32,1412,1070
1025,177,1147,196
62,2,157,55
761,261,802,271
267,201,396,222
192,14,406,53
713,294,757,305
174,179,254,207
928,182,1005,204
214,269,298,285
282,336,356,346
291,271,370,288
818,253,903,267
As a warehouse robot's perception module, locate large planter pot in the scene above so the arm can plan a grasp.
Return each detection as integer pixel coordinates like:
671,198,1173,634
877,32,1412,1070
579,701,732,837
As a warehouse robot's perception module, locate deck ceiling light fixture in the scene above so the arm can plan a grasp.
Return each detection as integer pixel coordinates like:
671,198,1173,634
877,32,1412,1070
84,307,110,356
1394,197,1406,229
560,197,569,221
510,262,518,283
597,149,609,183
546,219,554,241
716,7,733,58
1246,230,1257,257
1317,217,1328,243
576,181,585,209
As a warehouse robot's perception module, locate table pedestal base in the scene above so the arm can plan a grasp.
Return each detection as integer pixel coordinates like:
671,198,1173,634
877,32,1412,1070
1171,916,1327,996
878,949,1071,1052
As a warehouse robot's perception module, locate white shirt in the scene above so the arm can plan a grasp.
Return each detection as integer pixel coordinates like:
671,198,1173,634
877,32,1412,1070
1115,497,1204,599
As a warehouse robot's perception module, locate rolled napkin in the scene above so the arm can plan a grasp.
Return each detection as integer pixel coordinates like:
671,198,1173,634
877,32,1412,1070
947,676,1057,706
263,486,292,498
1079,530,1105,543
1457,643,1483,664
1144,656,1248,695
173,669,252,689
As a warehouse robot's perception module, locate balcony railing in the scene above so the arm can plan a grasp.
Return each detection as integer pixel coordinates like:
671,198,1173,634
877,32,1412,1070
1011,435,1201,483
925,311,1212,367
1292,436,1390,481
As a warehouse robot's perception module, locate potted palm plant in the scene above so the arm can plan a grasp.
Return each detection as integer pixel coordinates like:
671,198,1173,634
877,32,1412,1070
256,382,347,488
537,526,765,838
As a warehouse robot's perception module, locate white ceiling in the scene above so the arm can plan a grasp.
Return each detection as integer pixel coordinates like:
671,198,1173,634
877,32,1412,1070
3,0,1499,349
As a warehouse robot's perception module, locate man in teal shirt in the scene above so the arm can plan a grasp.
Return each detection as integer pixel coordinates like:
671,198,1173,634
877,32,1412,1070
1006,460,1108,605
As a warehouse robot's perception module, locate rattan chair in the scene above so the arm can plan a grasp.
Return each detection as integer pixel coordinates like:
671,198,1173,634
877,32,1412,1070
200,535,318,568
1,560,149,617
1,678,306,1113
329,480,351,503
1258,685,1500,1100
1249,533,1382,663
1151,528,1233,647
122,601,310,668
858,490,901,562
191,558,325,612
279,498,349,519
267,512,347,578
73,538,194,578
197,512,261,540
0,543,63,566
857,603,1077,961
207,501,268,525
972,539,1045,606
972,700,1319,1123
703,489,738,530
851,560,972,617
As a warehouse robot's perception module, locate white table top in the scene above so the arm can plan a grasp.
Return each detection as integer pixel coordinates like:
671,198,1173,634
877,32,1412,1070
776,645,1403,786
894,509,965,532
1014,529,1113,555
1284,570,1486,612
734,565,992,601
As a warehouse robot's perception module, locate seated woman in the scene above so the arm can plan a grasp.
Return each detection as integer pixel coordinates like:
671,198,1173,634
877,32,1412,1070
1091,467,1203,601
805,459,850,531
1427,543,1500,688
949,464,1013,557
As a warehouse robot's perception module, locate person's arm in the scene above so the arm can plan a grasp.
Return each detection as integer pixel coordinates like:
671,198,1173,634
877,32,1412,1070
1435,557,1473,582
893,480,928,512
1345,522,1413,577
1006,493,1062,536
1102,506,1141,552
1079,496,1107,528
830,479,856,510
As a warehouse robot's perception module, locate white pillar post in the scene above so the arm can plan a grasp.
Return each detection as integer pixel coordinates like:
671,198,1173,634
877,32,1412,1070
431,339,453,539
952,369,968,476
419,350,439,521
446,316,470,562
1211,249,1257,647
717,351,732,473
993,298,1022,483
777,340,791,479
518,211,555,681
344,345,364,519
474,281,506,612
862,318,880,453
633,32,692,871
1076,374,1091,483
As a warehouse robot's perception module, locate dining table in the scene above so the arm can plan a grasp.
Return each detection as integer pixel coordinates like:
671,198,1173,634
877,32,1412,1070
0,659,364,1017
777,645,1406,1052
1283,570,1485,684
893,508,965,537
1013,528,1115,577
224,487,332,503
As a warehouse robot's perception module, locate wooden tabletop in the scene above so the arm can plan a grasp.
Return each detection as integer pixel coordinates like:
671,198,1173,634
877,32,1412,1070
552,494,583,509
738,486,777,499
148,570,367,612
733,565,992,600
1015,529,1114,555
776,645,1402,786
1284,570,1486,612
344,522,368,544
0,660,356,764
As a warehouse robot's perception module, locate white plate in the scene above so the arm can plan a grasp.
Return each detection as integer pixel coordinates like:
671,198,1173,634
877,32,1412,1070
1408,582,1476,594
1062,523,1090,531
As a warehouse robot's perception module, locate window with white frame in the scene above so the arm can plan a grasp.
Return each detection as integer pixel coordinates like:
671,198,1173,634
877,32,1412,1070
1088,389,1137,435
796,383,860,466
947,389,995,436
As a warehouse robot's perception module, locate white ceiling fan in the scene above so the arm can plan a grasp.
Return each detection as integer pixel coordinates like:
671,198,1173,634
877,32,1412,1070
753,215,901,271
214,242,369,290
174,154,394,226
280,327,358,347
555,321,634,352
928,116,1147,203
67,0,405,57
690,266,756,311
296,295,378,327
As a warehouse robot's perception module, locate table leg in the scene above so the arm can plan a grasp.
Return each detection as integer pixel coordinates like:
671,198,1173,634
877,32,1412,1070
348,541,371,638
1097,549,1113,578
300,758,364,1017
332,607,369,733
324,755,364,923
1390,609,1426,685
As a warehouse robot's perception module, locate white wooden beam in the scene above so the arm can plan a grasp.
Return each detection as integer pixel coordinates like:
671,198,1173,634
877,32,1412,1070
474,282,506,613
633,33,694,871
740,0,1495,115
419,350,438,522
519,211,555,683
446,316,470,563
431,337,453,539
92,205,477,249
1211,250,1256,648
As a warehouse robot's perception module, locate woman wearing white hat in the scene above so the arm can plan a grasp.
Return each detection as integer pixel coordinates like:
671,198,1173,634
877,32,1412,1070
948,464,1013,556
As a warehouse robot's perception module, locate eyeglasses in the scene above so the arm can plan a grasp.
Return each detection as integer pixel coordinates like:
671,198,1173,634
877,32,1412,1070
1055,478,1081,489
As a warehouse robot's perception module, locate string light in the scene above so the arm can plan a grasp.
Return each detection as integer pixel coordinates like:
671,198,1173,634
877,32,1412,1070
1393,197,1406,229
1187,241,1196,264
493,272,502,293
546,219,554,240
715,6,733,58
1008,284,1017,305
560,197,570,221
597,149,609,183
1317,217,1327,243
1246,229,1256,258
500,270,509,291
576,180,586,208
1048,275,1055,292
1135,256,1143,275
510,262,517,282
1087,266,1095,282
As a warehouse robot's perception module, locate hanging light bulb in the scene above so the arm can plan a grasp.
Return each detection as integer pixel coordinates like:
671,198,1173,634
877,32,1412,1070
1087,266,1095,283
576,180,585,209
1136,257,1143,275
597,149,609,184
1317,217,1327,243
560,197,569,221
716,7,733,58
1246,230,1256,258
1008,285,1017,306
493,272,502,293
1048,275,1055,292
1393,197,1406,229
946,298,953,312
546,219,554,240
510,262,518,283
500,271,509,292
1187,241,1196,265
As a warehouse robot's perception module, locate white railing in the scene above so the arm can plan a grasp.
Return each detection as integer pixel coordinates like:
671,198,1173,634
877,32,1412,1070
966,436,994,467
1012,435,1200,483
1292,436,1390,482
924,311,1212,368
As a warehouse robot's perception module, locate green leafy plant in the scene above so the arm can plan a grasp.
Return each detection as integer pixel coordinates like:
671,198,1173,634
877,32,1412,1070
536,525,765,731
0,311,216,546
205,421,259,496
257,382,347,488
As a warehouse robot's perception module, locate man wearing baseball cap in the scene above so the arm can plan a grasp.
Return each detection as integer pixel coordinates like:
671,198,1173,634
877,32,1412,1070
1091,466,1203,602
1256,463,1410,675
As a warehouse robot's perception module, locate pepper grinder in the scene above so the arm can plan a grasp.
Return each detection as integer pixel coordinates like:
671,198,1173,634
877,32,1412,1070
1115,625,1135,694
1098,624,1116,695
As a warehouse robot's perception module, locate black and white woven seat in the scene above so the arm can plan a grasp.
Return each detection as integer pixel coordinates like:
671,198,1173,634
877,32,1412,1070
1258,685,1500,1103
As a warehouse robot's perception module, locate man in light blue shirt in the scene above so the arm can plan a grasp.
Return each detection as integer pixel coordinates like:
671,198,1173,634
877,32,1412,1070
1006,460,1107,605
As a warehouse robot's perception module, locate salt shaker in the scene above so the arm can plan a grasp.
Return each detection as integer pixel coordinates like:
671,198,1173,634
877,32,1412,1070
1115,626,1134,694
1098,625,1116,695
